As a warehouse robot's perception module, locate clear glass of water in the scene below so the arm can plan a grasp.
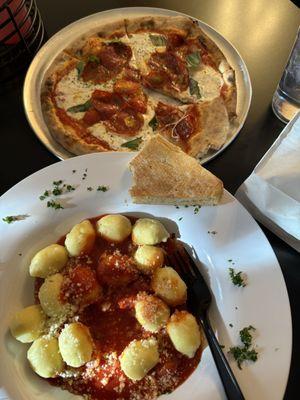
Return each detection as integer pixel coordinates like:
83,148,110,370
272,27,300,123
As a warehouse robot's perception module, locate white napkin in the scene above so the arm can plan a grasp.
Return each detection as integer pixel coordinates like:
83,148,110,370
235,111,300,252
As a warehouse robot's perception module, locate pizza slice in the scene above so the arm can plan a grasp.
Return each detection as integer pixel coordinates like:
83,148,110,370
147,97,229,158
124,16,236,119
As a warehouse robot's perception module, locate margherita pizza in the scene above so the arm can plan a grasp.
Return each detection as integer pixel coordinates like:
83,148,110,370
42,16,237,158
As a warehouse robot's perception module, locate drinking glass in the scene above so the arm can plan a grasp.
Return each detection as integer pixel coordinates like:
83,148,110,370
272,27,300,123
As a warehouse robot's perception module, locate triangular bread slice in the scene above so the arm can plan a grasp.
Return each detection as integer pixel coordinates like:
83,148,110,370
129,135,223,205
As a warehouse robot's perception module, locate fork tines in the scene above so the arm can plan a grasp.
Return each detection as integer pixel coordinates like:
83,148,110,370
166,246,200,284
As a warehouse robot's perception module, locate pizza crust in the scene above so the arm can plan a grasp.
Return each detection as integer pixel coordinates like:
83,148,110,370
188,97,230,158
65,19,127,56
125,16,195,37
157,97,229,159
43,96,108,155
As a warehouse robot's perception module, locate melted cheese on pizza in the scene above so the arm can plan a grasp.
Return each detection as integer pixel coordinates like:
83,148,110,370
55,69,115,120
190,65,223,101
89,105,155,150
123,33,166,74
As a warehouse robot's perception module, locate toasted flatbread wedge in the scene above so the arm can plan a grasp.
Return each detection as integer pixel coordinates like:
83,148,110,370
129,135,223,205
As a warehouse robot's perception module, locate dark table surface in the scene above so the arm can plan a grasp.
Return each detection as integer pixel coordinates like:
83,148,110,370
1,0,299,398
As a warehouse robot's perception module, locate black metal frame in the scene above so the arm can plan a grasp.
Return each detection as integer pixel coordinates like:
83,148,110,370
0,0,44,81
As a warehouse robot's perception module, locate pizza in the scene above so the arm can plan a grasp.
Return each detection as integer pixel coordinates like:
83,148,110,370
41,16,237,158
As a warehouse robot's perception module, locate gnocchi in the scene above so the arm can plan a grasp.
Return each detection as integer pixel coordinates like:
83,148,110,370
134,245,164,274
38,273,69,317
9,305,46,343
96,214,132,242
65,220,96,256
132,218,169,245
151,267,187,306
58,322,93,367
167,311,201,358
29,244,68,278
10,212,203,397
135,293,170,333
120,338,159,381
27,336,64,378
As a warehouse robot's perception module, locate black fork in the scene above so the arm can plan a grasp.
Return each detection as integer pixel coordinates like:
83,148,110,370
166,246,245,400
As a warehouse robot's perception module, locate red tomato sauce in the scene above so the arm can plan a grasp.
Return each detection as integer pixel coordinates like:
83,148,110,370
36,215,203,400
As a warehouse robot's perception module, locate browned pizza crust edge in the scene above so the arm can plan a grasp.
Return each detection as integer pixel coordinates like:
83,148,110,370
157,97,229,159
187,97,230,158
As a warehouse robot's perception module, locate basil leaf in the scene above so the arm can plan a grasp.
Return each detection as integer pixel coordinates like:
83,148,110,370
67,100,92,113
186,51,201,68
189,78,201,99
76,61,85,78
149,34,167,47
88,54,99,63
121,137,143,150
148,115,158,131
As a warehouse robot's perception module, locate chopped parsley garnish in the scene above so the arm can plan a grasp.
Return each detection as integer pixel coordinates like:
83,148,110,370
39,182,75,202
121,137,143,150
87,187,93,191
230,346,258,370
228,259,233,262
39,190,50,200
186,51,201,68
88,54,100,63
207,230,217,235
178,217,183,221
194,206,201,214
52,187,63,196
66,185,75,192
53,180,62,186
229,323,233,328
2,215,28,223
149,34,167,46
240,325,255,347
148,115,158,131
47,200,64,210
189,77,201,99
229,326,258,369
2,216,18,224
97,185,109,192
67,100,92,113
76,61,85,78
229,267,246,287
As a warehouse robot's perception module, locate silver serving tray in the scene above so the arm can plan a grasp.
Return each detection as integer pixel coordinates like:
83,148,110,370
23,7,252,163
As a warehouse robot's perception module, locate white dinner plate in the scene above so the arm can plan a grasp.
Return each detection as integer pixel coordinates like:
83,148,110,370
0,153,290,400
23,7,252,164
